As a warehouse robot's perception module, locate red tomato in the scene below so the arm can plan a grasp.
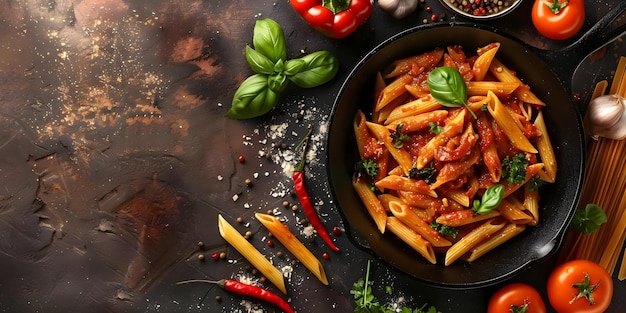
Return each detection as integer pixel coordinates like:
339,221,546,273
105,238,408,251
531,0,585,40
547,259,613,313
488,283,546,313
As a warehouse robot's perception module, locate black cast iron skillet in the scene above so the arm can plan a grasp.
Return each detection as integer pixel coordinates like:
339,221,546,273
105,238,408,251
327,3,626,288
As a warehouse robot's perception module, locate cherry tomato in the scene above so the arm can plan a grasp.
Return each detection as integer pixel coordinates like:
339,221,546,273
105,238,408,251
531,0,585,40
488,283,546,313
547,259,613,313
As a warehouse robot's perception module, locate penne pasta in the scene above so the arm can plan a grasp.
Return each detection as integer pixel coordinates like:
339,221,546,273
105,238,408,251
385,96,442,124
386,217,437,264
416,109,466,169
255,213,329,285
351,43,557,265
375,74,412,112
445,218,507,265
497,198,535,225
435,209,500,227
467,81,520,97
217,214,287,294
534,111,557,182
522,187,540,225
385,110,449,133
388,200,452,247
489,58,545,106
375,175,437,197
464,223,526,262
486,90,538,153
472,43,499,81
366,121,413,175
353,177,387,233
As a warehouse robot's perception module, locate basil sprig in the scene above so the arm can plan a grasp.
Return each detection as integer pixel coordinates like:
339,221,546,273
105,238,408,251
228,19,339,119
473,184,504,215
571,204,607,234
427,66,476,118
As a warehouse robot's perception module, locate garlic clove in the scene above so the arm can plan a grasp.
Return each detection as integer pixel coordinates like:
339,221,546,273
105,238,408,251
587,94,626,140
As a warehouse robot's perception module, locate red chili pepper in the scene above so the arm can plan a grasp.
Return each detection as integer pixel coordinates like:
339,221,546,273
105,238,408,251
292,126,340,252
289,0,373,39
177,279,294,313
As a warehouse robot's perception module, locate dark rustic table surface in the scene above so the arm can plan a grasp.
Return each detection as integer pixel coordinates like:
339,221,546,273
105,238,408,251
0,0,625,312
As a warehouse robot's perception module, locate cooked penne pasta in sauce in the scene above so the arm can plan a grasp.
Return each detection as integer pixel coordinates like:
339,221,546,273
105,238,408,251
351,43,557,265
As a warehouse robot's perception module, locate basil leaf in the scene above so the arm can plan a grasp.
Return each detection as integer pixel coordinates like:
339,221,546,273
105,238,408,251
268,71,287,93
572,204,607,234
253,19,286,64
427,66,468,108
245,46,274,74
473,184,504,215
227,74,278,119
288,51,339,88
284,59,306,76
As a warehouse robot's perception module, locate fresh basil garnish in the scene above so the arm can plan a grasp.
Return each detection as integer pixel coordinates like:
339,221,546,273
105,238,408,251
287,51,339,88
252,19,286,64
228,19,339,119
473,184,504,215
427,66,476,118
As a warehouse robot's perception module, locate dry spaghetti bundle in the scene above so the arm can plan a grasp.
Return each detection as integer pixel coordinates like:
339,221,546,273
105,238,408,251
563,56,626,280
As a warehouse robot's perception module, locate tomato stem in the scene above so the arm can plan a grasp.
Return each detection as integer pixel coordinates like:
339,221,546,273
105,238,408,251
540,0,568,14
569,272,600,305
509,300,529,313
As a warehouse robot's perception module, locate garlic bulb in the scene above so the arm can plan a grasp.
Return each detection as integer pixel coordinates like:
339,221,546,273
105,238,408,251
587,94,626,140
378,0,419,19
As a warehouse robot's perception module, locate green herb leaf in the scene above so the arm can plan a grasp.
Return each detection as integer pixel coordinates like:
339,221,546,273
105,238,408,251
528,176,546,191
245,46,275,74
283,59,306,76
268,71,287,93
351,260,440,313
288,51,339,88
253,19,286,64
502,153,529,184
391,123,409,148
355,159,379,179
408,162,437,185
430,221,458,238
473,184,504,215
427,66,468,108
428,122,443,135
572,204,607,234
227,74,277,119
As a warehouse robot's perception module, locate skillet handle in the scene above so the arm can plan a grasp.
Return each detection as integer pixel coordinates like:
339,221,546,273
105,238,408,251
536,1,626,92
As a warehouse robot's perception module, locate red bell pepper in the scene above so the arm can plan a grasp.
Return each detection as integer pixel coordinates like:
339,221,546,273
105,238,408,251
289,0,373,39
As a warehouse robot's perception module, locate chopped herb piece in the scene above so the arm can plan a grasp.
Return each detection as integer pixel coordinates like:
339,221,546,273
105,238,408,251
355,159,379,179
391,123,410,148
408,162,437,184
571,204,607,234
430,221,458,238
528,176,546,191
428,122,443,135
502,153,529,184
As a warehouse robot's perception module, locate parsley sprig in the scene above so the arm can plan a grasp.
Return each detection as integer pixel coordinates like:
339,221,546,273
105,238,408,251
351,260,440,313
571,204,607,234
355,159,379,179
391,123,410,148
502,153,529,184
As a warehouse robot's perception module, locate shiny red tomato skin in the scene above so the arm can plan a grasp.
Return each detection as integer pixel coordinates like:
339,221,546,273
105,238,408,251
531,0,585,40
547,259,613,313
487,283,546,313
